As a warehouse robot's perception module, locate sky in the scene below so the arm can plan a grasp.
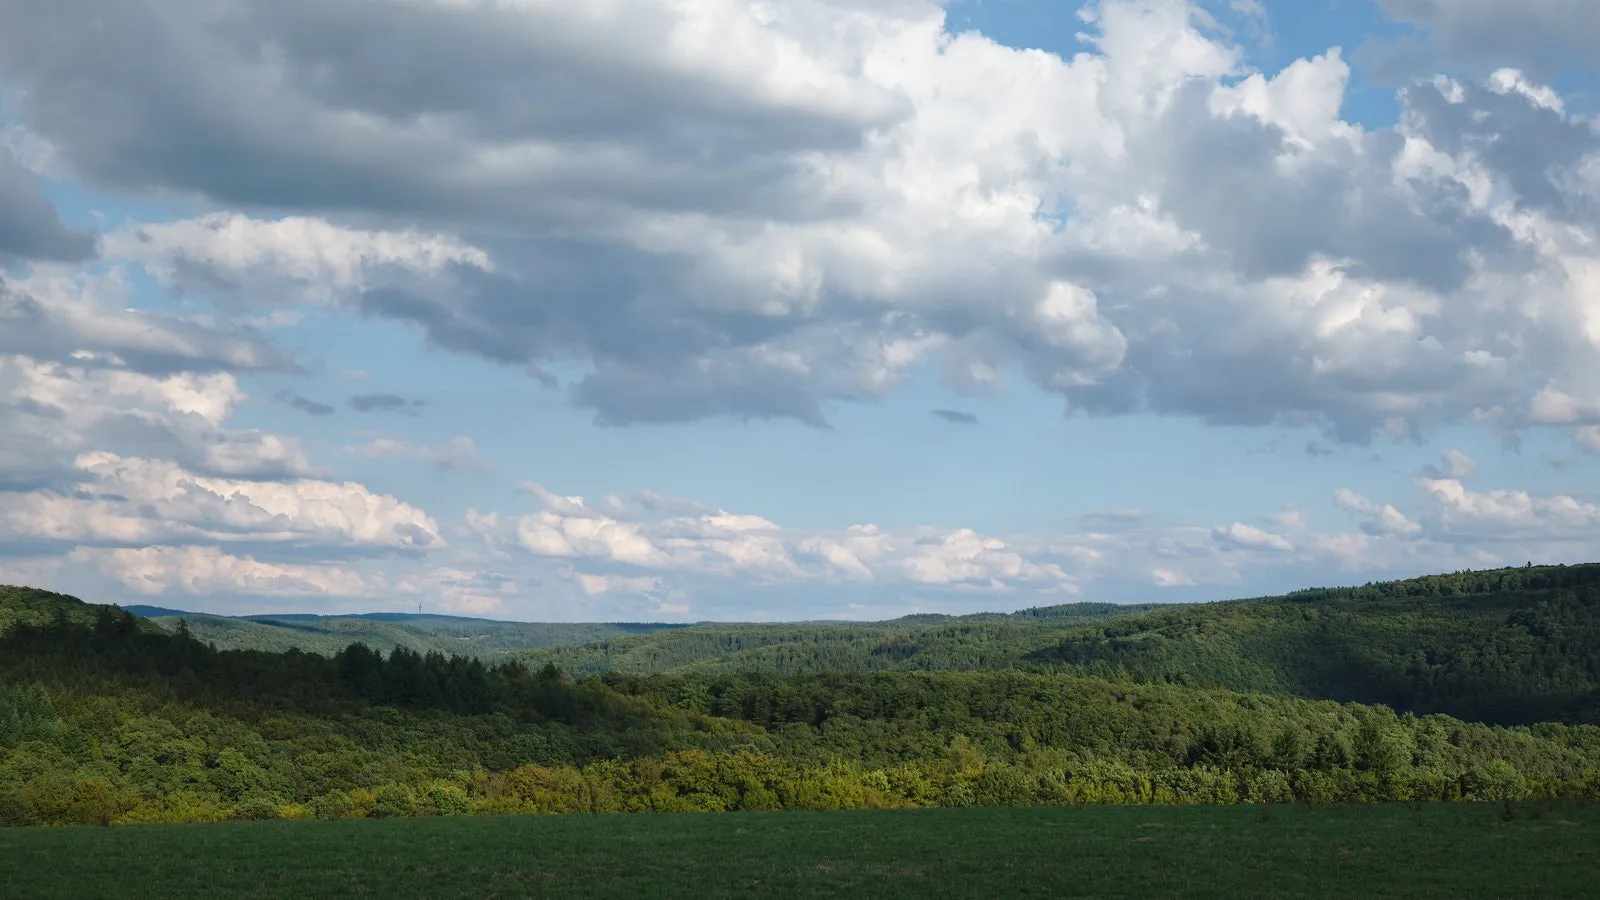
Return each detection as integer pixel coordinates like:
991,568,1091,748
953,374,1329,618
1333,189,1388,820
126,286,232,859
1,0,1599,622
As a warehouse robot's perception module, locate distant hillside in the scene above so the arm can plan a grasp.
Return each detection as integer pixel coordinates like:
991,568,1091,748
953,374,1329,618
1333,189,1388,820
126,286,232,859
11,564,1600,726
122,605,198,619
141,611,692,660
134,601,1156,663
1028,564,1600,725
511,603,1161,678
508,565,1600,726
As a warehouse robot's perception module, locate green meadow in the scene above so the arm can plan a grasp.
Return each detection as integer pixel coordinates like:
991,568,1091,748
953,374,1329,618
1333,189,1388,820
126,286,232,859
3,803,1596,899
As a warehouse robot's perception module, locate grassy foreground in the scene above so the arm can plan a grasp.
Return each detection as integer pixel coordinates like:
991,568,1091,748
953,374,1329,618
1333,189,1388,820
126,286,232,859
2,803,1595,899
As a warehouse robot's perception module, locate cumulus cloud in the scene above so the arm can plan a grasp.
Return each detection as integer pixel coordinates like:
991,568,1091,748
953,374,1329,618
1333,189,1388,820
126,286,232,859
102,212,492,307
0,452,441,552
1,0,1598,618
0,354,315,488
1211,522,1295,551
1420,449,1479,479
1,0,1594,440
0,272,288,375
1335,451,1598,545
473,485,1079,595
77,545,371,598
1333,488,1425,537
68,545,517,615
1416,478,1600,542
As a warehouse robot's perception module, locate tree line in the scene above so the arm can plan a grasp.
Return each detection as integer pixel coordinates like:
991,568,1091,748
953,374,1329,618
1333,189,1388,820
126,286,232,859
2,598,1598,826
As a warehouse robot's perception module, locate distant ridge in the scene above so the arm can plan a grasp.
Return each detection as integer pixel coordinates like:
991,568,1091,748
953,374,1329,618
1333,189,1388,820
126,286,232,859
122,605,200,618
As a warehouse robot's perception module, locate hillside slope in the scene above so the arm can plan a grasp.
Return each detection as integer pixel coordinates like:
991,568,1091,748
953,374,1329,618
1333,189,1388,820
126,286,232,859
0,586,162,636
1029,564,1600,725
508,565,1600,726
142,612,691,659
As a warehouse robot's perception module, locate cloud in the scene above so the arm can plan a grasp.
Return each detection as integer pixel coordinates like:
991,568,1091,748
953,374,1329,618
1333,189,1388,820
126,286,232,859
572,571,661,598
0,146,98,263
1335,450,1599,545
931,408,979,424
1151,568,1197,588
0,452,442,553
76,545,371,597
0,354,314,487
3,0,1595,440
2,0,1600,619
1333,488,1425,537
102,212,492,308
68,545,516,614
1420,449,1478,479
1415,478,1600,542
347,436,490,474
275,391,335,417
1377,0,1600,77
1576,426,1600,455
1211,522,1295,551
0,271,290,375
349,393,421,414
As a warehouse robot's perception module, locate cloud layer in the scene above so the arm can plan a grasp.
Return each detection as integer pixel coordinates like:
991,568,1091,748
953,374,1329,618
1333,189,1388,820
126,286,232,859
0,0,1596,618
0,0,1594,442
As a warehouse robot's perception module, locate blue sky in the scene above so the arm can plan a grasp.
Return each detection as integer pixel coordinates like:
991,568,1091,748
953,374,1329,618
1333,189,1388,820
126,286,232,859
1,0,1598,620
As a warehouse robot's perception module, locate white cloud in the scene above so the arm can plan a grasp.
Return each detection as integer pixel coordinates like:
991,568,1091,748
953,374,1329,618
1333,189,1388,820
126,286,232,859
77,545,371,597
1212,522,1295,551
0,353,314,486
1429,449,1479,480
70,545,518,615
1333,488,1425,537
1,453,442,551
572,571,661,598
104,212,493,306
1416,478,1600,541
0,270,286,373
3,0,1594,438
2,0,1599,618
1152,568,1197,588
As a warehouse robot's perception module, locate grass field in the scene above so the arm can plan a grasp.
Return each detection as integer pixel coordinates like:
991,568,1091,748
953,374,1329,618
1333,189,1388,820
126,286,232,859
2,803,1595,899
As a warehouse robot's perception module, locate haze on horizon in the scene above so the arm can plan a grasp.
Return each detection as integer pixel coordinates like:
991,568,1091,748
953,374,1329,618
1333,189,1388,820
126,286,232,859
1,0,1598,623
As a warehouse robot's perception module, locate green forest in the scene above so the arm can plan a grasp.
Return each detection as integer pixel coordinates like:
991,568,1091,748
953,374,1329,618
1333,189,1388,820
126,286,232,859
3,565,1600,827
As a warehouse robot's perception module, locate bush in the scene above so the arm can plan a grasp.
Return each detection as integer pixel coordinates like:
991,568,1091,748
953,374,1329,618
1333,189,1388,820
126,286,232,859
423,782,470,817
312,791,369,820
231,796,284,821
372,784,418,818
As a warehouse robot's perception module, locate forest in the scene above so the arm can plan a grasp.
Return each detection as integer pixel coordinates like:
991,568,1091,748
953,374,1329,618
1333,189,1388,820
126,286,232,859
2,566,1599,827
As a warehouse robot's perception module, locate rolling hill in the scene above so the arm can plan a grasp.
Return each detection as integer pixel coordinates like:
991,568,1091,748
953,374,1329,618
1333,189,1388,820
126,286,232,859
136,610,692,659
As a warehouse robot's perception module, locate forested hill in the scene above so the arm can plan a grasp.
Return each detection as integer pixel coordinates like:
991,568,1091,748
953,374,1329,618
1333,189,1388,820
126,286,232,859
504,564,1600,727
126,600,1156,662
1030,563,1600,725
0,586,164,636
2,595,1599,826
135,612,691,660
5,563,1599,728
